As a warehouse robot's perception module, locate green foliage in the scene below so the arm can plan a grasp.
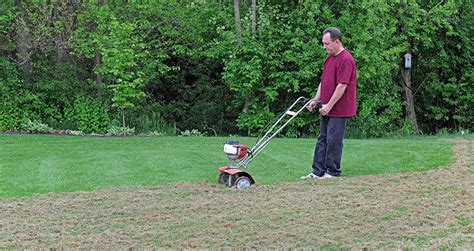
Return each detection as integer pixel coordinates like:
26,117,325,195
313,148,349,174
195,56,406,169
179,129,207,137
130,110,176,136
336,2,405,137
21,119,51,132
0,102,22,131
393,1,473,133
0,1,471,137
145,131,162,137
67,95,110,134
218,2,328,135
0,58,26,130
0,1,15,53
107,125,135,136
71,4,146,127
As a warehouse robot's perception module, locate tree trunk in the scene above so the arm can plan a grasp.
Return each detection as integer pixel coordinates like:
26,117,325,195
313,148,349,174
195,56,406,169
56,40,67,65
15,0,31,73
401,66,420,134
243,96,251,114
54,0,76,67
245,0,258,114
251,0,257,37
233,0,242,44
397,3,419,135
94,53,103,98
233,0,250,115
94,0,107,98
121,108,126,128
249,0,257,114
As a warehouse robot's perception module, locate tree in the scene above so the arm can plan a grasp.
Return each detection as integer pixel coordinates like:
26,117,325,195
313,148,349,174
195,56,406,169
398,3,420,134
0,1,471,136
71,4,145,128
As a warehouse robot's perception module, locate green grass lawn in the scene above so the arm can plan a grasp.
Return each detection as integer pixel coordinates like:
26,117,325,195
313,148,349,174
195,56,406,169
0,134,455,198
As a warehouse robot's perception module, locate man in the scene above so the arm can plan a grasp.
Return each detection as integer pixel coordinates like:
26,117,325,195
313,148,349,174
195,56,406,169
301,27,357,180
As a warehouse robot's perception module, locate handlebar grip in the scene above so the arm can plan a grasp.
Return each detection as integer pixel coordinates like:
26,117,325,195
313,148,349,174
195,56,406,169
316,100,323,109
309,100,323,114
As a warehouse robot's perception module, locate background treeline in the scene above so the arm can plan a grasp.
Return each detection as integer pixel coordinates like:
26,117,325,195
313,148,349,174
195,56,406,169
0,1,472,137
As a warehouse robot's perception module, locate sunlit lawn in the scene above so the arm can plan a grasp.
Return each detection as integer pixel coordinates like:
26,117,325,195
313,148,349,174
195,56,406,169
0,134,454,198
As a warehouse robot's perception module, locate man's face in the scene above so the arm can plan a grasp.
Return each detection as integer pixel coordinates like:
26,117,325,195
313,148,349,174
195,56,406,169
322,33,339,56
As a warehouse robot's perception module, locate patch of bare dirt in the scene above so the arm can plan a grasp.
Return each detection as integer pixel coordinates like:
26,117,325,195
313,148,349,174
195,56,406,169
1,138,472,249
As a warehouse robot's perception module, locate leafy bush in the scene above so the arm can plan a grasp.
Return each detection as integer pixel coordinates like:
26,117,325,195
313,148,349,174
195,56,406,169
65,130,85,136
107,126,135,136
131,110,176,136
0,58,25,131
0,103,23,131
146,131,162,137
21,119,52,132
68,95,110,134
179,129,206,137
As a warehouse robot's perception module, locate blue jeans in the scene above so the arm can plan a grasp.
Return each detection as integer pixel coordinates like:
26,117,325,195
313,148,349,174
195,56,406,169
312,116,347,177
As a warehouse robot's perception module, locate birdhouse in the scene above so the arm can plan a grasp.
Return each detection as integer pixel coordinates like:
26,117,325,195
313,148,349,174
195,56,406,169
403,52,412,69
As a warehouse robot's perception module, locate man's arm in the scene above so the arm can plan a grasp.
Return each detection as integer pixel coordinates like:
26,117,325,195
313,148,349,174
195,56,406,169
314,82,321,101
319,83,347,116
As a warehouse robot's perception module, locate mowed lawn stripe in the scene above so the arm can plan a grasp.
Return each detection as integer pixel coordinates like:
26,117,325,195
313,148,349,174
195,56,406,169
0,134,454,198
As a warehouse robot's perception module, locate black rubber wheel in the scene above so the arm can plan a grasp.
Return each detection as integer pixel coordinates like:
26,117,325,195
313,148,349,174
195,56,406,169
218,172,230,185
234,176,252,189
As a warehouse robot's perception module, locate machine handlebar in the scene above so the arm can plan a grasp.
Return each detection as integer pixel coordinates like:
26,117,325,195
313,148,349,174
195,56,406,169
301,98,323,114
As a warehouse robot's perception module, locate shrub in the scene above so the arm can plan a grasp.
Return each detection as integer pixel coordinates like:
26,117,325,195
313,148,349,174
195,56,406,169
69,95,110,134
132,110,177,136
107,126,135,136
21,119,52,132
146,131,162,137
0,103,23,131
179,129,206,137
